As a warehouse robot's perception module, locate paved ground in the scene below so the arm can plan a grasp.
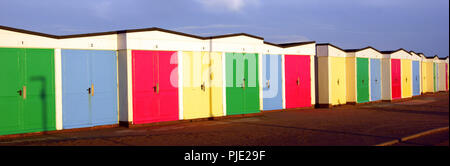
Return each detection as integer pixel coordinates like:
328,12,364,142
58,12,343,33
0,92,448,146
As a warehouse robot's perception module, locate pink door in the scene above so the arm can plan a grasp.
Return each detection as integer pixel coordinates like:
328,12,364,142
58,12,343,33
285,55,311,108
391,59,401,99
446,64,448,91
132,50,178,124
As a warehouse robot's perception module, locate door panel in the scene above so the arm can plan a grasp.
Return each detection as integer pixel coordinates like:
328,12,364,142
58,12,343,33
157,51,179,121
226,53,244,115
243,53,260,114
412,61,420,96
285,55,311,108
370,59,381,101
209,52,223,117
298,56,311,107
62,50,91,129
132,50,158,124
90,50,118,126
262,54,283,110
391,59,401,99
356,58,369,103
183,51,211,119
0,48,22,135
22,48,56,132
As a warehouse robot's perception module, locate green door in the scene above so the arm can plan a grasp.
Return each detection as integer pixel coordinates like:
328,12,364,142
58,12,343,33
226,53,260,115
356,58,369,103
0,48,55,136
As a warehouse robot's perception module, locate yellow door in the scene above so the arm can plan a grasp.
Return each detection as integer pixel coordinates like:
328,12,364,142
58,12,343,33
183,51,223,120
331,57,346,105
424,62,434,93
401,59,412,98
209,52,223,117
422,62,428,93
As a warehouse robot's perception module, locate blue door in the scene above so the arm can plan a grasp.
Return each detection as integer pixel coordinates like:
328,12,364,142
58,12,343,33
370,59,381,101
262,54,283,110
412,61,420,96
62,49,118,129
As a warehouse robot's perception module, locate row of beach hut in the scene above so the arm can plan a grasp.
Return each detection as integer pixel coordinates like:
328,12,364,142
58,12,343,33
0,25,448,136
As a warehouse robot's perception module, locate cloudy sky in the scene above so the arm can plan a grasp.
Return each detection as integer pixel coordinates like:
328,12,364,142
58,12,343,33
0,0,448,57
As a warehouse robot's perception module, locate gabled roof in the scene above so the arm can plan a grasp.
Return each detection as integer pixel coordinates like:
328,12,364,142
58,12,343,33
316,43,345,52
278,41,316,48
344,46,382,54
0,25,265,41
380,48,411,55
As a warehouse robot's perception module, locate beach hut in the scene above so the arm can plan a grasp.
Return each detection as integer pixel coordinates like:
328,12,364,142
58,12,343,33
0,26,58,135
59,33,119,129
433,56,439,92
212,34,262,116
380,49,411,101
279,42,316,109
346,47,383,103
260,42,284,111
421,54,434,94
117,28,206,125
316,43,347,107
437,57,447,92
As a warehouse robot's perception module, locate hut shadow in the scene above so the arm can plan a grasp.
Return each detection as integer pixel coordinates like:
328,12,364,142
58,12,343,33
30,76,48,131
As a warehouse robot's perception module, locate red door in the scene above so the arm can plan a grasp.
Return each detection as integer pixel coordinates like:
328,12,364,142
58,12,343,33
285,55,311,108
132,50,178,124
391,59,401,99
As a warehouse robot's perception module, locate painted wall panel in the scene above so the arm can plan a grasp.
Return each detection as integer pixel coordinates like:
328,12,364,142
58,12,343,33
434,63,437,92
401,59,412,98
317,57,329,104
381,58,391,100
346,57,356,102
412,61,420,96
0,48,56,136
391,59,401,99
132,50,179,124
356,58,369,103
285,55,311,108
61,50,118,129
370,59,381,101
262,54,283,110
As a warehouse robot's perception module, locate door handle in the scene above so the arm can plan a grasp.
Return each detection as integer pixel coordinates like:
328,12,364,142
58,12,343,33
337,79,340,85
17,89,22,96
87,87,91,94
201,82,205,91
296,77,300,86
91,84,94,96
362,80,364,84
23,86,26,99
266,80,270,88
242,78,246,90
406,78,408,83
